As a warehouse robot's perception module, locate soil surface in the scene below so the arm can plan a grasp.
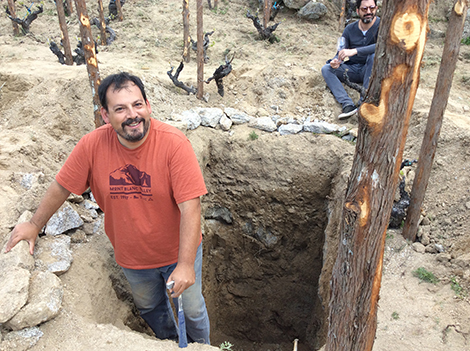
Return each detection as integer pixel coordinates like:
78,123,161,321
1,0,470,350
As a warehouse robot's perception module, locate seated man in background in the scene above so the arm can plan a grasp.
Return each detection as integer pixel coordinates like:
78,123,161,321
321,0,380,120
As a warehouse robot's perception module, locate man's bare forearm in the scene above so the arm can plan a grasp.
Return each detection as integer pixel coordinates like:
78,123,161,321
177,197,201,268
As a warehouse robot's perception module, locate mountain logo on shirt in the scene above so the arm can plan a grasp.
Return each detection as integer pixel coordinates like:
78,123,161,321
109,164,152,200
110,164,151,187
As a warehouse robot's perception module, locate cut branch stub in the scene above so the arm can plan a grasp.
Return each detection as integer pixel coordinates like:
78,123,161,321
390,11,423,51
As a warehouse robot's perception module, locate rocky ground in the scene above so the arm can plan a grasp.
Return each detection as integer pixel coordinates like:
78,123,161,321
1,0,470,350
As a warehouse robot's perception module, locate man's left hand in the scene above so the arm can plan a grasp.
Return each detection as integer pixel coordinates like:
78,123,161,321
338,48,358,62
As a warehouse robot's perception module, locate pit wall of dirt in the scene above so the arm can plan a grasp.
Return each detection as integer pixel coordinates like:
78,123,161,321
188,125,354,350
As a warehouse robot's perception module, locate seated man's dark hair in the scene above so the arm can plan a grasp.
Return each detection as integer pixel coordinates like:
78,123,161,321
98,72,147,111
356,0,377,10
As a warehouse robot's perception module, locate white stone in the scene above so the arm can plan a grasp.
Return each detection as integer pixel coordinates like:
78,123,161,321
303,119,340,134
6,271,63,330
45,203,84,236
34,235,73,275
250,117,277,132
0,267,30,323
170,109,201,130
224,107,253,124
198,107,224,128
219,114,233,131
278,123,303,135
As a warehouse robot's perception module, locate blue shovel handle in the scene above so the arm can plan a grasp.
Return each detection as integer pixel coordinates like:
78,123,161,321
167,281,188,348
178,295,188,348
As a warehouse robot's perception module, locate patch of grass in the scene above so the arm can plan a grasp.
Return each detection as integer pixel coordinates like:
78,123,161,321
412,267,439,284
391,311,399,320
461,37,470,45
249,131,259,140
450,276,467,298
219,341,233,350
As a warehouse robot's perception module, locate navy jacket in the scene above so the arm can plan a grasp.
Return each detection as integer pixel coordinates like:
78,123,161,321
336,17,380,66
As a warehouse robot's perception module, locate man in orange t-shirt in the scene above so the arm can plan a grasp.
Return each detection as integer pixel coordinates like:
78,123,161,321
5,72,210,344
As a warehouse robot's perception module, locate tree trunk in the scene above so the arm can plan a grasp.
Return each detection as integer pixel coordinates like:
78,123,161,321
116,0,124,21
97,0,107,46
402,0,468,242
196,0,204,100
326,0,430,350
55,0,73,65
74,0,103,128
7,0,19,36
182,0,191,63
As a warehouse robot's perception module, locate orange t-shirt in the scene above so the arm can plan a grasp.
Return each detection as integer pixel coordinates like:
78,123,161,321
56,119,207,269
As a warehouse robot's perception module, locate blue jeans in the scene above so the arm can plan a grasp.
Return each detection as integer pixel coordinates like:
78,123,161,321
121,243,210,344
321,53,375,108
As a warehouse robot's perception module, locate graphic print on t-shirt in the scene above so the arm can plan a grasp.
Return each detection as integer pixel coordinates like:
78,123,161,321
109,164,152,200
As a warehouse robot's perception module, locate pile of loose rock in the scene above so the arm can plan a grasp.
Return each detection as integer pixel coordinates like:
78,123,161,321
0,188,103,350
168,107,358,141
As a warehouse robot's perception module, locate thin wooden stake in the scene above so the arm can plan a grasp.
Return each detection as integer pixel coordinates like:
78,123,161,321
196,0,204,100
182,0,191,63
97,0,107,46
338,0,347,30
263,0,272,29
74,0,103,128
115,0,124,21
7,0,20,36
66,0,73,14
55,0,73,65
402,0,468,242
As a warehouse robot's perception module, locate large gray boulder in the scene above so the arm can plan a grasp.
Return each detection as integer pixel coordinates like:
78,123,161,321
298,0,328,21
198,107,224,128
5,270,63,330
170,109,201,130
0,327,44,351
249,117,277,132
0,240,35,272
34,235,73,275
224,107,253,125
284,0,310,10
45,203,84,236
0,266,30,323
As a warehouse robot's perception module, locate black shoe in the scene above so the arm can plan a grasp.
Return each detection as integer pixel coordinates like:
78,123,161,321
338,105,357,120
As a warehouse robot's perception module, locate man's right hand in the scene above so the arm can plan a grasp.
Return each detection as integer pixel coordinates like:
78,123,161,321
4,180,71,255
330,58,341,69
5,221,41,255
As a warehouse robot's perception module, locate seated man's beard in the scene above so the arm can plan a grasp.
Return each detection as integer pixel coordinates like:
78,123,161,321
361,15,374,24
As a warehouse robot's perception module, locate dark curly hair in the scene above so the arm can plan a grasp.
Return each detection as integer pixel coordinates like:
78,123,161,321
356,0,377,11
98,72,147,111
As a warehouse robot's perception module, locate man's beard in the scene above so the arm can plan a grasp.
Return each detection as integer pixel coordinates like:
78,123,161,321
118,117,150,142
361,13,375,24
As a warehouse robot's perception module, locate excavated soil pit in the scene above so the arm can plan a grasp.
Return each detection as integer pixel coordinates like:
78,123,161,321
193,126,353,351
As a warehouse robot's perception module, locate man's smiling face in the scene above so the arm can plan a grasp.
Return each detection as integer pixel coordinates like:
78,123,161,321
101,82,152,149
